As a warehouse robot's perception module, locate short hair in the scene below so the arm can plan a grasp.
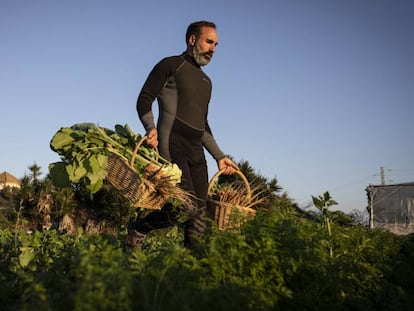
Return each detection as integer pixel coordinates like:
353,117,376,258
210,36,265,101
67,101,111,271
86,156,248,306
185,21,216,44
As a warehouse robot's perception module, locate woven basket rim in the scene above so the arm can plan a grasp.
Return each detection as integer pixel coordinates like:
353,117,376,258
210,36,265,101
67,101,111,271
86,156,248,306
208,169,252,202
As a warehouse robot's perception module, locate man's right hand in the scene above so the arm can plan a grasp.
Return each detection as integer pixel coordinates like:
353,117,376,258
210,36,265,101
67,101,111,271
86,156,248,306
146,128,158,148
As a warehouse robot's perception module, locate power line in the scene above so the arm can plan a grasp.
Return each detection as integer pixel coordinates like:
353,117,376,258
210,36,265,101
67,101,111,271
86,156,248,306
293,168,413,211
388,168,414,171
373,166,414,185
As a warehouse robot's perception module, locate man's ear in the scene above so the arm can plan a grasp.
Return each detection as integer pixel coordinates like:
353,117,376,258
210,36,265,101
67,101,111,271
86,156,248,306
189,34,196,46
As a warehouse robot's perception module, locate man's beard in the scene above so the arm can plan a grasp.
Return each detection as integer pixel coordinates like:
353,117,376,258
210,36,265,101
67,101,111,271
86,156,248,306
193,44,212,66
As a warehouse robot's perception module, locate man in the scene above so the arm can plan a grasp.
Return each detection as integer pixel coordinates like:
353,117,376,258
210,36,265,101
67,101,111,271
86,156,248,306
125,20,238,250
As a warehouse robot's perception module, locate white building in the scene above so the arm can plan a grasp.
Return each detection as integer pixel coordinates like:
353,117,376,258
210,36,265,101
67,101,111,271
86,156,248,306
0,171,21,189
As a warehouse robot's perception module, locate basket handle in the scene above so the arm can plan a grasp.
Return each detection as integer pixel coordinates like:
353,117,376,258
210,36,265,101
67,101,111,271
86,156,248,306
130,136,159,166
208,169,252,202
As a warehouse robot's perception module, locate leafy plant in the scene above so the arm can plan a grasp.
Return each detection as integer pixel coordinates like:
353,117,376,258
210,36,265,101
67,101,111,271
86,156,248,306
2,161,414,310
49,123,181,194
312,191,338,257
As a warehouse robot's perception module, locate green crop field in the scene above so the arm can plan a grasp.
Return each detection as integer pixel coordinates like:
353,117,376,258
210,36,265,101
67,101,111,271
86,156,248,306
1,162,413,310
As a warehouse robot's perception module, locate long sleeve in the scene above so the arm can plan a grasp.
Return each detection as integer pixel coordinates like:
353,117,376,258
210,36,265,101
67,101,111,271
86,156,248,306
202,121,226,161
136,58,177,131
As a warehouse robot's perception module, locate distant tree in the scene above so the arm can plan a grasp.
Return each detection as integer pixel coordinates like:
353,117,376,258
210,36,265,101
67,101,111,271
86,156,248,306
349,208,369,227
28,162,42,185
19,174,34,205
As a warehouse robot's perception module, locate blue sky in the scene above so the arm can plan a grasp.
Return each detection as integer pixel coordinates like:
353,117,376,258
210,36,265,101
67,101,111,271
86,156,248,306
1,0,413,213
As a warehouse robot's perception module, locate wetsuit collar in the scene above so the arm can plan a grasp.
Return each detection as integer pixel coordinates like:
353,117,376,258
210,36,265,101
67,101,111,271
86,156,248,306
182,52,201,68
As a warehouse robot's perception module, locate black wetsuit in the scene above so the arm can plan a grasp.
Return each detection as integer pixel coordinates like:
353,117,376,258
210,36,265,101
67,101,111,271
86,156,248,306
135,52,225,245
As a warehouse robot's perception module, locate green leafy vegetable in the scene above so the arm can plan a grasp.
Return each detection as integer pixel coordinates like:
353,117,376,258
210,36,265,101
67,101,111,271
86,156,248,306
49,123,182,194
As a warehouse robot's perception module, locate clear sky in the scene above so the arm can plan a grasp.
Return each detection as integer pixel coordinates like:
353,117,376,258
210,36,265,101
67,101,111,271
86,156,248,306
1,0,413,213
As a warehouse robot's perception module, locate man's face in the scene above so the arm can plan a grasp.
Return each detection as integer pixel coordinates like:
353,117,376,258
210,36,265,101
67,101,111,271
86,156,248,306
192,26,218,66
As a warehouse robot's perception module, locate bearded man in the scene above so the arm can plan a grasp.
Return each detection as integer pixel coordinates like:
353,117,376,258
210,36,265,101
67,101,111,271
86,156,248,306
125,21,238,250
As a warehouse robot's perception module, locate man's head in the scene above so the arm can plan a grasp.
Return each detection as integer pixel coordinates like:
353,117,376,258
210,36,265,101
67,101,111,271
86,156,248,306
185,21,218,66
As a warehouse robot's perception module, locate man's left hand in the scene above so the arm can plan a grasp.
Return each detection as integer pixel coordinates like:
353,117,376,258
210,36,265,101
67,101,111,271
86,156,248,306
218,157,239,175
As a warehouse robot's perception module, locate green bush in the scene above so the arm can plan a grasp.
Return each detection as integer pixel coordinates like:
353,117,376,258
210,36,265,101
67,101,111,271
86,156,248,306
1,200,414,310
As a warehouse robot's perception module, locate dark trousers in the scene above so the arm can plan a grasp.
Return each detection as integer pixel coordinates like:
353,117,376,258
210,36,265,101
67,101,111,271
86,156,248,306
134,140,209,247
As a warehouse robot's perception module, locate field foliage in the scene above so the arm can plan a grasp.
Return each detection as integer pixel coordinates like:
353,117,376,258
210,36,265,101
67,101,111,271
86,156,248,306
1,164,414,310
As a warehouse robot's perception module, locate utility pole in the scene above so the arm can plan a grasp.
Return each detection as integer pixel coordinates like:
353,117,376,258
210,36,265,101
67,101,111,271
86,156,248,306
369,185,375,229
380,166,385,185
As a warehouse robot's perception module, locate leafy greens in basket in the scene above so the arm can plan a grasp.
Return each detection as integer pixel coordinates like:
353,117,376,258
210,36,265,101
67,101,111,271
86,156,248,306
49,123,181,194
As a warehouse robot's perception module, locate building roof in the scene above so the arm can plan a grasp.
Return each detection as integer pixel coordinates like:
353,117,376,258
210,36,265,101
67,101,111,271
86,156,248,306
0,171,21,186
367,182,414,189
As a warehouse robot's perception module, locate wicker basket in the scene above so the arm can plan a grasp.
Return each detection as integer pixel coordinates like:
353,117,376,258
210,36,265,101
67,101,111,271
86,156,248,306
207,169,256,231
106,136,167,210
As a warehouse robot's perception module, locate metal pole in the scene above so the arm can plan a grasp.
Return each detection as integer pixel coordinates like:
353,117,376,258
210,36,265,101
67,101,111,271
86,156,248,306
381,166,385,185
369,185,375,229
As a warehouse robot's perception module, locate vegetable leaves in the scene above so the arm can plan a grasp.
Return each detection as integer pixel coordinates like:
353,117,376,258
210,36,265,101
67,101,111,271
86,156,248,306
49,123,181,194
